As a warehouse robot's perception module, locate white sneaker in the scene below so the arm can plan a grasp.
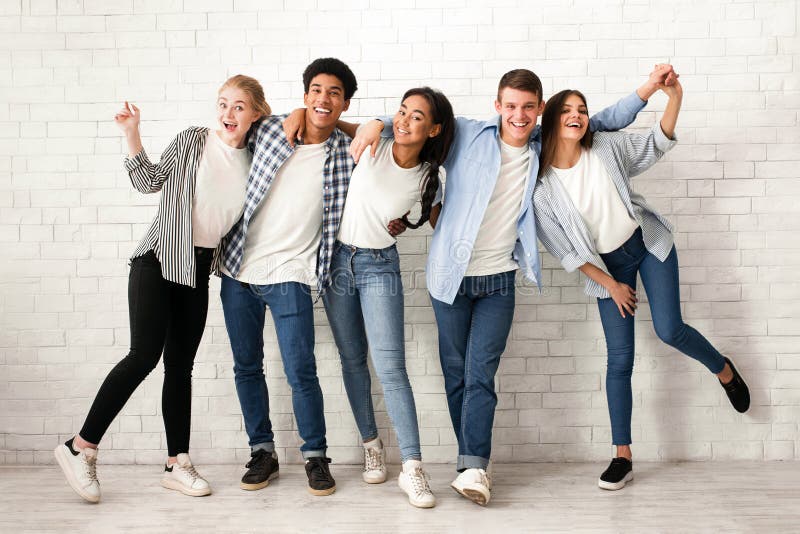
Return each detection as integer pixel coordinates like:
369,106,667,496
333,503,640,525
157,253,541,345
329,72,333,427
54,440,101,503
362,439,387,484
398,461,436,508
451,467,491,506
160,453,211,497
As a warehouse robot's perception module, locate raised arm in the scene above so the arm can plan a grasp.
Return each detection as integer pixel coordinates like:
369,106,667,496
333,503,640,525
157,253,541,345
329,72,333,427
114,101,144,158
115,102,177,194
589,64,678,133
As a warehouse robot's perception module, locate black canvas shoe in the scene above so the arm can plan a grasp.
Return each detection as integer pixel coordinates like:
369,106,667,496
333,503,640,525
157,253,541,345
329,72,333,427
305,457,336,496
598,457,633,490
719,357,750,413
240,449,279,491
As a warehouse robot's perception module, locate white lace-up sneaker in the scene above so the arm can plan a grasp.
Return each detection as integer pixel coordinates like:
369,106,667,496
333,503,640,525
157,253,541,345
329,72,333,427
54,439,101,503
160,453,211,497
398,461,436,508
362,439,387,484
451,467,492,506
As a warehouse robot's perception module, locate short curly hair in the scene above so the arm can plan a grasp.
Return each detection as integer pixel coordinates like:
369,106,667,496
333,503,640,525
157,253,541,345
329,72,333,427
302,58,358,100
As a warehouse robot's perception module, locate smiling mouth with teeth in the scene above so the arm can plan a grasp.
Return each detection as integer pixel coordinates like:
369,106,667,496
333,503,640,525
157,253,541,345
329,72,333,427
314,107,332,114
567,122,582,128
510,122,528,128
223,122,237,131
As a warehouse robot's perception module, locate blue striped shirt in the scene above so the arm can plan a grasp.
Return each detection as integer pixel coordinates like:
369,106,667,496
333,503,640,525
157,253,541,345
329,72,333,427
533,123,677,298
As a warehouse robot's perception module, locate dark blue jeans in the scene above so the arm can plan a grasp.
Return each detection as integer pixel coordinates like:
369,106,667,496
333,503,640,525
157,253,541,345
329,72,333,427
220,274,327,458
598,228,726,445
430,270,516,471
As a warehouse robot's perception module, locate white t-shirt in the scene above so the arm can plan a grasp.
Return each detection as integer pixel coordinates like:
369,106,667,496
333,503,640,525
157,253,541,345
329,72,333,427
228,142,326,286
552,148,639,254
465,139,530,276
337,138,432,249
192,131,251,248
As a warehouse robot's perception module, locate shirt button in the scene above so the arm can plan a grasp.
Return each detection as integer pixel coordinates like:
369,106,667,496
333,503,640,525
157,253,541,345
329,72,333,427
519,231,524,236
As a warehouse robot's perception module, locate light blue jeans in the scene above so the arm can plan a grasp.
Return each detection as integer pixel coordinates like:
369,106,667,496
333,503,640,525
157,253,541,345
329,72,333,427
322,242,422,462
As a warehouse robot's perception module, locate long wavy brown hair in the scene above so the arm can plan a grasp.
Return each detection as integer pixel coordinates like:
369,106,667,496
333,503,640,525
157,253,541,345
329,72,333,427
538,89,594,178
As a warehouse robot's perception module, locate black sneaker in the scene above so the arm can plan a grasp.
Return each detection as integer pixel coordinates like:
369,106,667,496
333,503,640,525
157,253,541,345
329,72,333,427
240,449,279,491
305,457,336,496
719,357,750,413
598,457,633,490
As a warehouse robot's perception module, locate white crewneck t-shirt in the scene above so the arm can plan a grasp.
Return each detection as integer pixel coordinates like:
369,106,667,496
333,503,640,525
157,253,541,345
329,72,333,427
465,139,530,276
337,138,434,249
192,131,251,248
227,142,326,286
552,148,639,254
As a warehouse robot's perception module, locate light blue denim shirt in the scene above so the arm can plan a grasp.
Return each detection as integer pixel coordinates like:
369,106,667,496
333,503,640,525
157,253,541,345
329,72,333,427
382,92,647,304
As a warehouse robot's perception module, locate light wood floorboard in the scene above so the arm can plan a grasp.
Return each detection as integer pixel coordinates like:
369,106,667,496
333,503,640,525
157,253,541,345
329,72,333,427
2,462,798,533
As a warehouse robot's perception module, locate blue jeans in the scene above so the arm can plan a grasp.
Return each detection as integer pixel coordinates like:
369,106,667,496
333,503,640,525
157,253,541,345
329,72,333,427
322,242,421,462
430,270,516,471
598,228,726,445
220,274,327,458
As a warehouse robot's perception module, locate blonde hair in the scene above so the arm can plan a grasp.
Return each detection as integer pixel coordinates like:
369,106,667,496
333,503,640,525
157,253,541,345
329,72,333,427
219,74,271,118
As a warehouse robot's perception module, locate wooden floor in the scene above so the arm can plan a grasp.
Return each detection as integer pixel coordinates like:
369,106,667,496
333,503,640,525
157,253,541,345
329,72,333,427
2,462,798,533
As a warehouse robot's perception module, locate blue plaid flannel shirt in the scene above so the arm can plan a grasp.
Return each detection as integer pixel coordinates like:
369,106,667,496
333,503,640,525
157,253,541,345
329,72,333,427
221,114,354,295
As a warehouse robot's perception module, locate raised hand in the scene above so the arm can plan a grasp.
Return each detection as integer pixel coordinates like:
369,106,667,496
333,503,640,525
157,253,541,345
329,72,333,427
114,101,140,135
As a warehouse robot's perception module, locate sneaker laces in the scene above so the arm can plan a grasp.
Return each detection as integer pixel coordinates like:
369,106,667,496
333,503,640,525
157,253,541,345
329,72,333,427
246,450,267,470
364,447,382,472
177,461,200,482
409,467,433,496
308,457,333,484
82,453,98,482
479,470,491,489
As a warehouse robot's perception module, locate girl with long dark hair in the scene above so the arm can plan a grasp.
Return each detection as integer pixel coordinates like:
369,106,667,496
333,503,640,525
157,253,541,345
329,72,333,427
533,79,750,491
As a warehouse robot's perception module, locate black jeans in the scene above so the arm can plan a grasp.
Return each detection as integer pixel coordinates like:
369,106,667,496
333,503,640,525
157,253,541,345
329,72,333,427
79,248,213,456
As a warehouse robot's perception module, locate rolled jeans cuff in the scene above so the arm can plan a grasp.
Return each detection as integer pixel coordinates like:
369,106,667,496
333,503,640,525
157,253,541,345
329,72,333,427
251,442,275,454
457,454,489,471
302,449,327,460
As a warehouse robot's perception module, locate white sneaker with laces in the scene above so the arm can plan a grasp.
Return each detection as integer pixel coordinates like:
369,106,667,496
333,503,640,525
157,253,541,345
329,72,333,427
362,439,387,484
398,461,436,508
160,453,211,497
54,440,101,503
451,467,492,506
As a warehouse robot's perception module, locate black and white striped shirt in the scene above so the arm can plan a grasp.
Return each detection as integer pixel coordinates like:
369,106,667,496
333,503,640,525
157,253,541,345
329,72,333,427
533,123,677,298
125,126,221,288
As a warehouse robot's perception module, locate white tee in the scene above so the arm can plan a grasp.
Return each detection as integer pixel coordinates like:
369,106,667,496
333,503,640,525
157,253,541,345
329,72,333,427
192,131,251,248
465,139,530,276
230,142,326,286
552,148,639,254
337,138,433,249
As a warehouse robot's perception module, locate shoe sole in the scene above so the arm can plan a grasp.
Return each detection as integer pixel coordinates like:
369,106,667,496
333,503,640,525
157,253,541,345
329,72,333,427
160,477,212,497
362,474,387,484
307,485,336,496
598,471,634,491
240,471,279,491
450,483,489,506
53,445,100,504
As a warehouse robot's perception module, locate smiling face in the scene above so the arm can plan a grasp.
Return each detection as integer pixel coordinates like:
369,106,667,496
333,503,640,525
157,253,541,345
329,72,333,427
216,86,262,148
303,73,350,136
495,87,544,147
392,94,442,150
557,93,589,142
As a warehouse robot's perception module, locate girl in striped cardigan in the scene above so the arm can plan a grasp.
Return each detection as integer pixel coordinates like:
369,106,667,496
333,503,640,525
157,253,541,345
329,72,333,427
533,78,750,491
54,75,270,503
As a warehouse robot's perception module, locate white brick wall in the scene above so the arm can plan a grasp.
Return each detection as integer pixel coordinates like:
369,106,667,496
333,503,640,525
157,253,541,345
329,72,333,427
1,0,799,465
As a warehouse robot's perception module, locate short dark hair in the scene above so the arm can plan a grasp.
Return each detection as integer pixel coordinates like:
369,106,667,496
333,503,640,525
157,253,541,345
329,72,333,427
302,58,358,100
497,69,543,102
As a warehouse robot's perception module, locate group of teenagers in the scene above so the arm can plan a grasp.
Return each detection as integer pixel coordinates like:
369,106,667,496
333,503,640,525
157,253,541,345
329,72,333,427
55,57,751,508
